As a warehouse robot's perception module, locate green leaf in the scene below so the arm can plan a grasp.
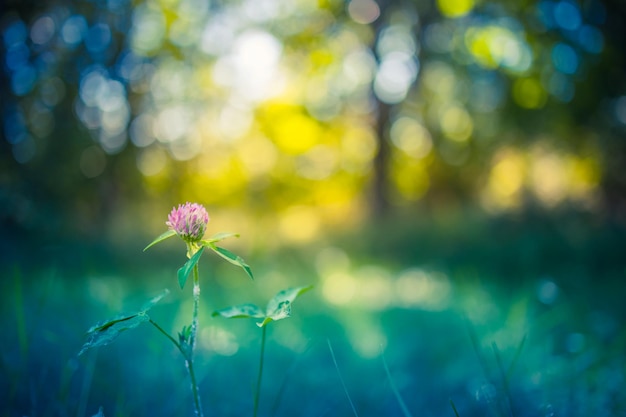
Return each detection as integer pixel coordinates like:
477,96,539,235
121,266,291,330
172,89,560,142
144,230,176,251
258,285,313,327
258,300,292,327
79,313,149,356
140,288,170,311
201,232,240,245
177,247,205,289
265,285,313,317
79,290,169,356
207,243,254,280
212,303,265,319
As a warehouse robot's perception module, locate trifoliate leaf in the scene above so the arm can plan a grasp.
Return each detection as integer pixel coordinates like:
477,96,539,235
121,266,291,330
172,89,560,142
265,286,313,318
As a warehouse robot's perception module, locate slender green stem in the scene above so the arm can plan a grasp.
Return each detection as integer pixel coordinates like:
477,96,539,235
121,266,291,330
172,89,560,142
186,356,203,417
149,319,183,354
253,325,267,417
188,262,204,417
190,263,201,352
149,317,204,417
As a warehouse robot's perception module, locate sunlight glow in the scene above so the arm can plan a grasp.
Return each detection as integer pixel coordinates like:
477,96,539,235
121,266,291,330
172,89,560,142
322,271,358,305
200,326,239,356
482,149,526,211
395,269,451,311
278,206,321,243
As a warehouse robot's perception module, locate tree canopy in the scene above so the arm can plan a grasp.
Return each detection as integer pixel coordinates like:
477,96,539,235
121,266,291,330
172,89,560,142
2,0,626,242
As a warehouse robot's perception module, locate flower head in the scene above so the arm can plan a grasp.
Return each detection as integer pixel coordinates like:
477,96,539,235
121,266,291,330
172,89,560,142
166,202,209,242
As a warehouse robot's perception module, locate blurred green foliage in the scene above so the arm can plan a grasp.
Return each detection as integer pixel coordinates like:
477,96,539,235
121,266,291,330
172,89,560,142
1,0,626,243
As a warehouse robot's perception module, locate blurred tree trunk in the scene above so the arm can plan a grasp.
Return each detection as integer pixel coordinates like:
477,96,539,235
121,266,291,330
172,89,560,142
369,0,392,218
371,100,391,217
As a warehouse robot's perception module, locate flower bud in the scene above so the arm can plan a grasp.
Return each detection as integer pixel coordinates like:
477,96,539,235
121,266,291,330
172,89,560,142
166,202,209,242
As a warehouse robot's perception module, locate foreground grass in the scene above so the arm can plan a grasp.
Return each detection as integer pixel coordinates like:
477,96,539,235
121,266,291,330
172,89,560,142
1,211,625,417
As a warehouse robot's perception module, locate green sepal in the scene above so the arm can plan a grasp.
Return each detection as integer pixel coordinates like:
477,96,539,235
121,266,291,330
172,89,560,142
144,230,176,251
177,247,205,289
79,289,169,356
206,243,254,280
212,303,265,319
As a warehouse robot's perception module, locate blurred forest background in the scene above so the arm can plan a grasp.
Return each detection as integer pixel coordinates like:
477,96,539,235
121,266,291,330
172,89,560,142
1,0,626,416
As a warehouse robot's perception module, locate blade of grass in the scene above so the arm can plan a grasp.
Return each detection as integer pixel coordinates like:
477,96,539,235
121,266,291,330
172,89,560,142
450,399,461,417
506,334,526,381
270,339,318,416
77,350,97,417
380,347,413,417
463,318,500,417
492,342,515,417
463,317,491,380
327,339,359,417
14,267,28,356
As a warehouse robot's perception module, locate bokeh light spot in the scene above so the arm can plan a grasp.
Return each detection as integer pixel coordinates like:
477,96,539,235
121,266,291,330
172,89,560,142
85,23,112,55
394,269,451,310
3,19,28,47
553,1,581,31
483,149,526,211
374,52,418,104
30,15,56,45
11,65,37,96
390,117,432,158
537,279,559,305
348,0,380,24
322,272,358,305
12,135,36,163
278,206,321,243
130,5,166,55
440,104,473,142
61,15,87,46
130,114,156,148
137,146,167,176
512,78,547,109
271,112,321,155
578,25,604,54
552,43,579,75
547,73,575,102
5,43,29,71
437,0,474,18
